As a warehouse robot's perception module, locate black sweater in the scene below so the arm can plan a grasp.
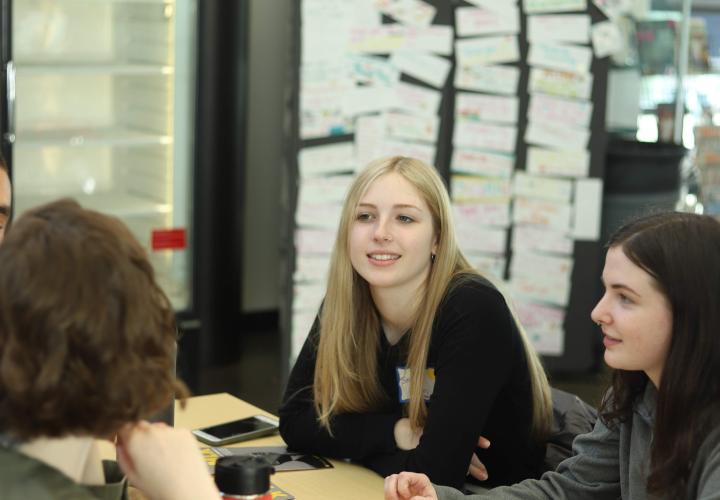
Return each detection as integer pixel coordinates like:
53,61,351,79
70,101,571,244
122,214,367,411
279,276,545,489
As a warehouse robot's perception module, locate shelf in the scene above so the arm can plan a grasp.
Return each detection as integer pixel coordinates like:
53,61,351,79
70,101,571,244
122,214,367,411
15,192,171,219
16,62,174,76
14,127,173,148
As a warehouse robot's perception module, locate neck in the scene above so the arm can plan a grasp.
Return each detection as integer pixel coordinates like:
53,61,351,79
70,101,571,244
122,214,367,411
372,285,421,345
19,435,106,485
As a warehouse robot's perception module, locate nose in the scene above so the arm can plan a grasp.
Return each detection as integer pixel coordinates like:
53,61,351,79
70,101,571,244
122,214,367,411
591,293,611,326
373,217,392,242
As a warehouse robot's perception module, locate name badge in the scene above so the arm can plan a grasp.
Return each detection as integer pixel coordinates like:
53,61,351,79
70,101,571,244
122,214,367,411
396,366,435,403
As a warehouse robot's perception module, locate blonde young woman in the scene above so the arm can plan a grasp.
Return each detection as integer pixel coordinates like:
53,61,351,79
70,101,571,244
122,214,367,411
279,156,552,489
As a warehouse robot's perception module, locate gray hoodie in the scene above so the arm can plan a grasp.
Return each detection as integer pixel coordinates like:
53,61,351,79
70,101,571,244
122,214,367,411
436,384,720,500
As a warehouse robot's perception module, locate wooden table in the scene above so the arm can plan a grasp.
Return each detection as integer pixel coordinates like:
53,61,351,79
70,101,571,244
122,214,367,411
175,393,385,499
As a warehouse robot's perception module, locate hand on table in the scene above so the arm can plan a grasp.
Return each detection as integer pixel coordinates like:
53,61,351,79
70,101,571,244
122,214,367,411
385,472,438,500
394,418,423,450
116,420,220,500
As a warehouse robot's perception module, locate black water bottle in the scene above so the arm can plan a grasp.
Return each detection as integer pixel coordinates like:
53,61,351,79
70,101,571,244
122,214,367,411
214,455,275,500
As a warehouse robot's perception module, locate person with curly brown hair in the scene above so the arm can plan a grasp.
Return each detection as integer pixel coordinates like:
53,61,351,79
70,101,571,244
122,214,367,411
0,199,220,500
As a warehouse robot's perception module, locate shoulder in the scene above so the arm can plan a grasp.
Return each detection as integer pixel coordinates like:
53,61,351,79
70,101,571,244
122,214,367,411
442,273,508,311
430,274,518,346
0,447,112,500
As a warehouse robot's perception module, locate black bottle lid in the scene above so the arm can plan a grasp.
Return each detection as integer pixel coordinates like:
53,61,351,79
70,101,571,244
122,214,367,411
214,455,274,495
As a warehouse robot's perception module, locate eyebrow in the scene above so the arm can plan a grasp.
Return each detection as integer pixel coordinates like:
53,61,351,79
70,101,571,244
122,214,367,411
357,202,422,211
601,278,640,296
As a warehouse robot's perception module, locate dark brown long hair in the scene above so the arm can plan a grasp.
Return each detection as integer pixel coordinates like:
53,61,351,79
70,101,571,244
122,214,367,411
599,212,720,496
0,199,188,439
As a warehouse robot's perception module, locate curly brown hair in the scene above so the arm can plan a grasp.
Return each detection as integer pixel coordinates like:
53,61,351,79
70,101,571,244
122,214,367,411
0,199,188,440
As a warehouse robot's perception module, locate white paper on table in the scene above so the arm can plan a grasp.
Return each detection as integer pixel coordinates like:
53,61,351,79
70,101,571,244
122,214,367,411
456,36,520,66
385,111,439,143
465,252,506,280
375,0,437,27
349,25,453,55
513,196,572,232
527,14,590,44
509,272,571,307
389,51,452,89
527,146,590,178
454,121,517,153
528,93,593,128
451,175,512,202
451,148,514,178
342,86,394,117
456,6,520,37
572,178,603,241
525,120,590,151
528,42,593,74
392,81,442,116
301,89,353,139
529,67,594,100
513,300,566,355
523,0,587,14
379,139,436,166
294,254,331,283
299,142,357,179
513,171,573,203
512,224,574,255
291,309,318,362
351,55,400,87
456,92,519,125
297,175,354,207
454,201,512,228
296,202,344,230
355,114,387,168
511,251,573,284
591,20,624,58
456,224,508,253
455,64,520,95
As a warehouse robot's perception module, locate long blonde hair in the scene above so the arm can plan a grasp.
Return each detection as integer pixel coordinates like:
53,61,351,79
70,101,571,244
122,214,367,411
313,156,552,440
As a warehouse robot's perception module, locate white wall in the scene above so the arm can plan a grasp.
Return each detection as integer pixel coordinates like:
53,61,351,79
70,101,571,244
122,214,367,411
242,0,291,311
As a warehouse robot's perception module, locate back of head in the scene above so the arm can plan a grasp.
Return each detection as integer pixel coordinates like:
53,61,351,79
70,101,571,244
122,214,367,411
0,199,184,440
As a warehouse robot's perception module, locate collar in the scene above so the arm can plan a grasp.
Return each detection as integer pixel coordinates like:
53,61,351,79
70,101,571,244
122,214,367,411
19,435,106,485
634,382,657,424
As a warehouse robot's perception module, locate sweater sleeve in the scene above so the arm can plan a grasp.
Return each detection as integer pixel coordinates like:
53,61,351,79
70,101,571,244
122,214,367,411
278,317,400,460
434,417,623,500
363,285,520,489
695,430,720,500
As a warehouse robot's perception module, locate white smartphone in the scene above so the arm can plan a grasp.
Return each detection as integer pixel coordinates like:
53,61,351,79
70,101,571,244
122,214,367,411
192,415,279,446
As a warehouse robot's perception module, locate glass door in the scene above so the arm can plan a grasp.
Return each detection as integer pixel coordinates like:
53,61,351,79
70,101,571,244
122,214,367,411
10,0,196,310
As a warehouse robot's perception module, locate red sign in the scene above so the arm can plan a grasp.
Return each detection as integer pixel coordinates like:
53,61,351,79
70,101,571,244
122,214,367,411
151,228,187,251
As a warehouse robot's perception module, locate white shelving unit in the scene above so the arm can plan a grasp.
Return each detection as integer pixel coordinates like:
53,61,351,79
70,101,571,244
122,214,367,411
9,0,196,310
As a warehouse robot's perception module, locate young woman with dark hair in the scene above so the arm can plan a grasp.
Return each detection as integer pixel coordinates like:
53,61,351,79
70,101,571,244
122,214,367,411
0,199,220,500
385,211,720,500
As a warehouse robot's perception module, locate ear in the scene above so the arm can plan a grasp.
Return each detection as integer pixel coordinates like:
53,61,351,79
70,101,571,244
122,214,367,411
432,235,438,255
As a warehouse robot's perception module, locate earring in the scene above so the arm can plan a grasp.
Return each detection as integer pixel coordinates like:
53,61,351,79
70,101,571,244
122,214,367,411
431,253,436,263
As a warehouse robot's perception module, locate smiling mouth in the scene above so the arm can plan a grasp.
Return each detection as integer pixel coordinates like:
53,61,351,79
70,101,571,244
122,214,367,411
368,254,400,261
